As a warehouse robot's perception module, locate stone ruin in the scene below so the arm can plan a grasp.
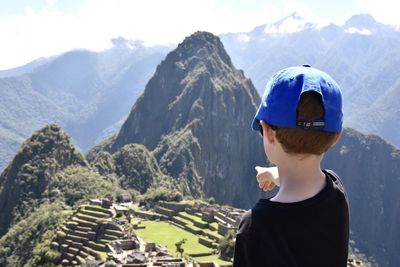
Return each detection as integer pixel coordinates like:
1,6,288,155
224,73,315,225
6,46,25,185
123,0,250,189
156,201,244,237
51,198,242,266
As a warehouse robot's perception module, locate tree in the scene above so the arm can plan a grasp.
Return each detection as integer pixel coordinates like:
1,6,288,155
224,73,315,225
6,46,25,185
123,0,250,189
219,230,235,260
175,238,187,258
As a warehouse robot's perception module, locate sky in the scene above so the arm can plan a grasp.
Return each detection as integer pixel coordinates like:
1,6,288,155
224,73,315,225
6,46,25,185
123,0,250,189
0,0,399,70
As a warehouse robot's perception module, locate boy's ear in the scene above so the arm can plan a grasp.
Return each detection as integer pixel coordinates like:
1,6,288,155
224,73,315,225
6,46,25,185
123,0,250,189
260,120,275,143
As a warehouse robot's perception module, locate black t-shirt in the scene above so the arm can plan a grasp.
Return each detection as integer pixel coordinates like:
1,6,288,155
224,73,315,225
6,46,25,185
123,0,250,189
233,170,349,267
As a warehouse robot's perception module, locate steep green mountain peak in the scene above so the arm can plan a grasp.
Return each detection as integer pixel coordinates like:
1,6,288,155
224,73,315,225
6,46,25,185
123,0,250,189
0,124,87,236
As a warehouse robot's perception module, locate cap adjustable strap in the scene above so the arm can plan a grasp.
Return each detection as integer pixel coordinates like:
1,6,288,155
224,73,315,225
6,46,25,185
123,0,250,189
297,120,325,130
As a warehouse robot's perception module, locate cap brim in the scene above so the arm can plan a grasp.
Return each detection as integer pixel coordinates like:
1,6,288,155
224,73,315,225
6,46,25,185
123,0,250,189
251,117,259,131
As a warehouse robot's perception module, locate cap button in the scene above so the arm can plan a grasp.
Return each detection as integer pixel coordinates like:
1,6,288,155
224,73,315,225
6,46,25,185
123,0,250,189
302,64,311,67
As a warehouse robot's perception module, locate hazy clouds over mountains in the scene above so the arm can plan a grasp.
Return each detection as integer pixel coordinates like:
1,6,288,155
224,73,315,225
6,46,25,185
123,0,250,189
221,13,400,148
0,38,170,171
1,13,400,173
1,30,400,266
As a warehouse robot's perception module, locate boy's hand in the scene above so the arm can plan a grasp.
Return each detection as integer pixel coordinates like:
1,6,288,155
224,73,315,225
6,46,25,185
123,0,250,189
255,166,280,191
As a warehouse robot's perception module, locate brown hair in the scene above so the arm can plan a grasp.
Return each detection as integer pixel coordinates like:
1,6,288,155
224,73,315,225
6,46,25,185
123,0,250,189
272,92,339,155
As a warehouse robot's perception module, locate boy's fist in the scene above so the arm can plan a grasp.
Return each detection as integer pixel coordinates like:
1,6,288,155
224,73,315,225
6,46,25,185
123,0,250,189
255,166,280,191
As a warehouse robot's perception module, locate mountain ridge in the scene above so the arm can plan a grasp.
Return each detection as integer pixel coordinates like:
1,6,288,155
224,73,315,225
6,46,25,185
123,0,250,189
0,41,170,172
220,13,400,148
109,31,266,206
0,124,87,236
1,30,398,266
2,13,400,174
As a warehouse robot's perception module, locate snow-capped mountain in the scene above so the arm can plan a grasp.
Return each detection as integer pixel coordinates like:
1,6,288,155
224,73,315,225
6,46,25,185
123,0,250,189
262,12,316,34
220,13,400,149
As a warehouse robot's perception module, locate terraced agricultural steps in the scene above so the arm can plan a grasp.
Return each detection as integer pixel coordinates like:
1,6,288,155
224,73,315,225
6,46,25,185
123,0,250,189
51,204,123,266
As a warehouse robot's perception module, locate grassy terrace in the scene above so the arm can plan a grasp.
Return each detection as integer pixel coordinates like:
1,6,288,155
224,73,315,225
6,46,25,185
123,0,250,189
174,216,202,232
210,222,219,229
179,211,206,223
193,254,232,266
176,212,222,240
56,204,119,265
135,220,232,266
202,228,223,240
81,204,111,212
130,205,158,215
135,221,212,255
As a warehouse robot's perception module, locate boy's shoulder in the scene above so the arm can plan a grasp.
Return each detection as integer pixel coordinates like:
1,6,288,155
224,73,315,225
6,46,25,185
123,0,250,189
238,169,348,235
323,169,347,197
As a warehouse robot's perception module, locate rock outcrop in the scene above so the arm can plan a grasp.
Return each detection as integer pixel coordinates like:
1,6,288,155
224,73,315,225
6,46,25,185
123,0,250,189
111,31,266,206
0,124,87,236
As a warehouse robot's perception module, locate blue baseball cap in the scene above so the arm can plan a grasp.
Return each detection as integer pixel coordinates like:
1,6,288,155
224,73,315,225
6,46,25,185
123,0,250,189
252,65,343,133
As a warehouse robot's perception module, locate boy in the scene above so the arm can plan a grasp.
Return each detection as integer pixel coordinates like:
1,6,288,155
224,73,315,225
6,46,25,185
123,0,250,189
233,65,349,267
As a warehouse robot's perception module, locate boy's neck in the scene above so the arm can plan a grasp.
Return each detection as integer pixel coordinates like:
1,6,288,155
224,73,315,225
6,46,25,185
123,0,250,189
271,154,326,203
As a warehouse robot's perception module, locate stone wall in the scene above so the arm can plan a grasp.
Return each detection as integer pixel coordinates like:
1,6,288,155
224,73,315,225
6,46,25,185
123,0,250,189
160,201,189,212
172,217,187,227
199,237,214,248
218,223,236,236
193,220,208,229
132,210,159,220
155,206,177,217
201,211,214,223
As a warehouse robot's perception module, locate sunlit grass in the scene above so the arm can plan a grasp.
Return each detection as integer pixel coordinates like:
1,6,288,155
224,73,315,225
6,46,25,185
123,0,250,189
135,220,212,256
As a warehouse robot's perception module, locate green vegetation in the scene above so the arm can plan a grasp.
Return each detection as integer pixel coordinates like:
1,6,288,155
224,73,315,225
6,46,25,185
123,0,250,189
135,214,232,265
51,202,123,265
179,211,206,224
86,134,116,162
174,216,202,232
175,238,187,258
219,230,235,261
91,151,116,176
138,187,182,207
0,202,69,267
192,254,232,266
44,165,123,206
130,205,157,215
203,228,223,240
0,124,87,236
113,144,168,193
154,127,204,198
0,124,127,266
135,221,212,256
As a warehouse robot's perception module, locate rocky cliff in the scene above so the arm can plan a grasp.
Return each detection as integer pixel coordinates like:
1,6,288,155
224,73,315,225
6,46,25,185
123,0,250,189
108,31,400,266
111,31,266,206
323,128,400,267
0,124,87,236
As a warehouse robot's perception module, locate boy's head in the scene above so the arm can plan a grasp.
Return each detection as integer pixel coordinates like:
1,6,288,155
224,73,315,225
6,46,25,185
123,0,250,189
252,65,343,155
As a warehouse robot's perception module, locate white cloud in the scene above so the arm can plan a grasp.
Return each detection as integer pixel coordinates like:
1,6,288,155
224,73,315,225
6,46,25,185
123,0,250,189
264,15,309,34
0,0,279,70
345,27,372,35
237,34,250,42
354,0,400,25
282,0,313,21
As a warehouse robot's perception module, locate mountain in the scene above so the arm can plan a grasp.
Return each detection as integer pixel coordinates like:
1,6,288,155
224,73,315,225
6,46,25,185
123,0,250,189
104,31,400,267
259,12,316,35
0,123,192,266
0,124,87,236
0,124,129,266
220,13,400,148
109,31,267,207
322,129,400,267
0,57,51,78
2,12,399,172
0,38,170,172
0,29,396,266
